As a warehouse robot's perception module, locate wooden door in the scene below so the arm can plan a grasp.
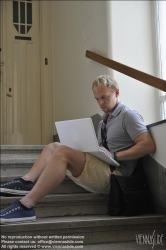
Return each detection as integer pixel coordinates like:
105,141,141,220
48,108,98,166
4,0,41,144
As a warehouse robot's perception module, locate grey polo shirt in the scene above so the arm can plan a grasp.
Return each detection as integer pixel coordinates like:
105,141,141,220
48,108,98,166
97,102,148,176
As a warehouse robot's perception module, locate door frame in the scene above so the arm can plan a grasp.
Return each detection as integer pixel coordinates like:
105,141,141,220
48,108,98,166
0,1,53,145
0,0,7,145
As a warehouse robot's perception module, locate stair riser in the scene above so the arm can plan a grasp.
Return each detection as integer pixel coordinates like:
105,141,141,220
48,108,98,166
1,153,41,157
1,157,89,193
35,204,107,217
1,145,44,154
1,158,37,164
1,151,42,155
1,200,108,217
1,164,33,176
0,183,88,195
1,174,88,194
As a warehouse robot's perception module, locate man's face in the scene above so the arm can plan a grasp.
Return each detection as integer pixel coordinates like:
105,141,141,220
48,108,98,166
93,85,119,115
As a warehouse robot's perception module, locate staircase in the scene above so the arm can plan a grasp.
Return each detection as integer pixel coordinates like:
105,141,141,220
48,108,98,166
1,145,166,250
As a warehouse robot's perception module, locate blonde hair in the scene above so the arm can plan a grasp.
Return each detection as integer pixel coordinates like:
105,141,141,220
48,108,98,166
92,75,119,91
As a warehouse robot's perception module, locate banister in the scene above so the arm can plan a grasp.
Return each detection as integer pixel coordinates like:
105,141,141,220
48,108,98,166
86,50,166,92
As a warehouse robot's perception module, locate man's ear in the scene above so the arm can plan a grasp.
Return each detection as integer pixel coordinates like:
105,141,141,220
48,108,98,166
115,89,119,97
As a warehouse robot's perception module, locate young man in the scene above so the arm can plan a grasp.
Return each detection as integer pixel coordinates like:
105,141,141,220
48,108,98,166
0,75,155,224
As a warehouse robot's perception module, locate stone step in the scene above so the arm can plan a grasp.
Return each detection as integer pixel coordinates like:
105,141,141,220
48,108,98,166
0,175,88,194
1,193,108,217
1,145,43,177
0,148,88,194
1,156,40,176
1,214,166,246
1,160,38,176
1,153,40,159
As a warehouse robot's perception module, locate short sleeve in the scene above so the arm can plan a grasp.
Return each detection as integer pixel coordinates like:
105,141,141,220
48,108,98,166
123,110,148,141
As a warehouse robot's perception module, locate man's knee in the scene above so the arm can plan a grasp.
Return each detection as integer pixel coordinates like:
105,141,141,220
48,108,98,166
51,144,70,162
45,142,61,153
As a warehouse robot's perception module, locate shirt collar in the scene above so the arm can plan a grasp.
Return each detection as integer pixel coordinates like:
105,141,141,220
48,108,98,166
111,101,123,117
102,101,123,121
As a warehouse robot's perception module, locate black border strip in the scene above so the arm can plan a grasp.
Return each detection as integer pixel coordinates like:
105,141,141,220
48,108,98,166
147,119,166,128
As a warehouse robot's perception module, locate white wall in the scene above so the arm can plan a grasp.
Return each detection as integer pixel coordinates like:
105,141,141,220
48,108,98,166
108,1,156,125
52,1,111,134
51,1,157,133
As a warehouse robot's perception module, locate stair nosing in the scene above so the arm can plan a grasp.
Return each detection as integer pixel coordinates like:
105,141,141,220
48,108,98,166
0,193,108,203
1,214,166,231
1,145,45,149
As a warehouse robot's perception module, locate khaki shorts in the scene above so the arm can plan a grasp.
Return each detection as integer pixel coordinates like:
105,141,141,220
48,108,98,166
66,153,122,194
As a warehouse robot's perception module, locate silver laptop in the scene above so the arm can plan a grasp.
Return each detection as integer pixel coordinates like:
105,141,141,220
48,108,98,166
55,118,119,167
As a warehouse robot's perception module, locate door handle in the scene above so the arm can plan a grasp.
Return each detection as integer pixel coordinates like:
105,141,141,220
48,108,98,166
0,61,4,66
6,94,12,97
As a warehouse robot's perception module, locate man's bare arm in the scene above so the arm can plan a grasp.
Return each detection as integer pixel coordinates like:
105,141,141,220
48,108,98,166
99,132,156,161
116,133,156,161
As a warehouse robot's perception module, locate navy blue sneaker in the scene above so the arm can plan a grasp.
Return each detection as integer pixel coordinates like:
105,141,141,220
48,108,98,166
0,200,36,224
0,177,34,195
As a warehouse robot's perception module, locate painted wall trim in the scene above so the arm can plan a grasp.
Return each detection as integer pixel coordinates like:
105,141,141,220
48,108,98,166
147,119,166,128
148,120,166,168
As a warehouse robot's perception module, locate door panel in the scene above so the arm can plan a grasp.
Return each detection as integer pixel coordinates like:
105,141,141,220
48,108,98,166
6,0,41,144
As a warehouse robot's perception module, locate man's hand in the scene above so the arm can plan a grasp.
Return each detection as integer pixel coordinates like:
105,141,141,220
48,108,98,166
99,146,112,158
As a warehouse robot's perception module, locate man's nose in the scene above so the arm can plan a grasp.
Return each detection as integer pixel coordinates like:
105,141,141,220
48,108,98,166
98,99,104,105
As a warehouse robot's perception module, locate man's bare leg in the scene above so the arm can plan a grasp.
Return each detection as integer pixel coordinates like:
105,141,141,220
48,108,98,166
20,144,86,208
22,143,60,182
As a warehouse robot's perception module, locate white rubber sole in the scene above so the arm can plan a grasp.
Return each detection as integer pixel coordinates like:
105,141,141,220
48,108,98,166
0,188,29,195
0,216,36,224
